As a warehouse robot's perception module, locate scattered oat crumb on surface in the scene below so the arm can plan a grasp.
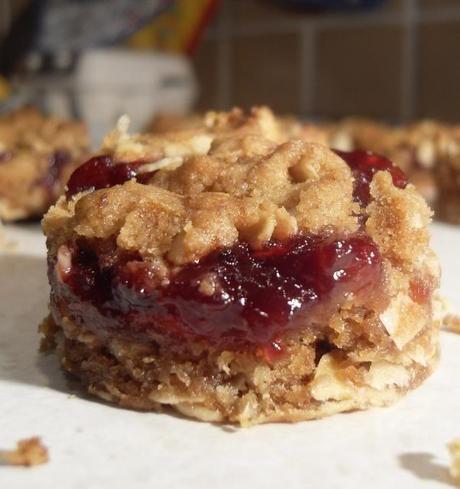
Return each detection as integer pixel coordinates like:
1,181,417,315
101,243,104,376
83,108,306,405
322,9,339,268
0,437,49,467
443,314,460,334
449,439,460,484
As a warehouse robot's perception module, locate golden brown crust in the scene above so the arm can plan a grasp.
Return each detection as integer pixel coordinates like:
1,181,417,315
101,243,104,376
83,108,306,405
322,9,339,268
41,311,439,426
0,106,89,221
366,173,432,270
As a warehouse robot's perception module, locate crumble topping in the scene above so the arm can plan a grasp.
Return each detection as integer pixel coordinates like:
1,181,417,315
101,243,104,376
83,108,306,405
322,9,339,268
147,110,460,226
366,172,432,270
109,106,327,165
44,139,359,266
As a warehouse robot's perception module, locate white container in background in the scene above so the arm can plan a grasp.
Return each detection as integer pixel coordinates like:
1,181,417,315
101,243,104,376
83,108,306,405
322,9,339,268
75,49,197,146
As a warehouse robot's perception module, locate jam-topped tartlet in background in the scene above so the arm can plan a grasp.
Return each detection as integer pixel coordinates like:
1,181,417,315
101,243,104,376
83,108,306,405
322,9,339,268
41,108,441,426
0,106,89,221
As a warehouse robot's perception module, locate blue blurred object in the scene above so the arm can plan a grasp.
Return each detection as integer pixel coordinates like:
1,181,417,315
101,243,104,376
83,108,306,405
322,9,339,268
275,0,386,10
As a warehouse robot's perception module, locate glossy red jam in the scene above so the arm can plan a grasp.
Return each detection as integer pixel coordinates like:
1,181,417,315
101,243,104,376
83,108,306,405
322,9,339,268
66,155,149,198
51,233,383,353
336,150,407,206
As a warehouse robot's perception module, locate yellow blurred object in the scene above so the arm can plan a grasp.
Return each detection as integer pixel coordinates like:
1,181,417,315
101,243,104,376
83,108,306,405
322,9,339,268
128,0,219,55
0,76,10,100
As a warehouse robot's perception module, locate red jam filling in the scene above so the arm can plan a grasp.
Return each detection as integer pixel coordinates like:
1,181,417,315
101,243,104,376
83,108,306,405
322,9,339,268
51,233,383,353
66,155,151,198
336,150,407,206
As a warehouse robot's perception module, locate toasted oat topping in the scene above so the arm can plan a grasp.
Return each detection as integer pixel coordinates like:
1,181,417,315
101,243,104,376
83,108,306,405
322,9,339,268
0,437,49,467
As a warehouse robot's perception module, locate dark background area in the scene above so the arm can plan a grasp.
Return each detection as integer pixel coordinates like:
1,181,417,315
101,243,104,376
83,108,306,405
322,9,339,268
193,0,460,122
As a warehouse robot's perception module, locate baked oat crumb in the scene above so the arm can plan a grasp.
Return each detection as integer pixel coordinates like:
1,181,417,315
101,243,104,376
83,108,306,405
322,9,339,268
0,437,49,467
443,314,460,334
448,439,460,484
38,316,59,352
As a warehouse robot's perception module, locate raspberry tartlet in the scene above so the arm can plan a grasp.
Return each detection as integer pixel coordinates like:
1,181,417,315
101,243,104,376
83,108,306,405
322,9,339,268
41,114,441,426
0,106,89,221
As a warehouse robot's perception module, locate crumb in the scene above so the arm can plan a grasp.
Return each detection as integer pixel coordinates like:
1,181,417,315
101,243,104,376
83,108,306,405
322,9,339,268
449,439,460,484
442,314,460,334
0,437,49,467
